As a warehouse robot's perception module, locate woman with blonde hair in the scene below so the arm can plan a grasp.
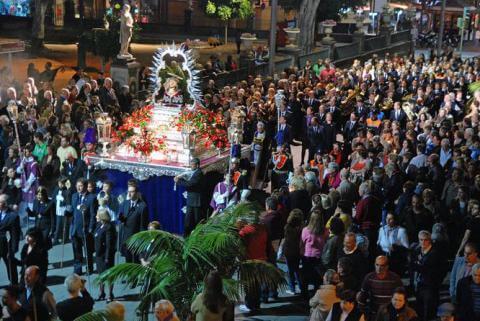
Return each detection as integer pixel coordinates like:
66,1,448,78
94,208,117,302
155,300,180,321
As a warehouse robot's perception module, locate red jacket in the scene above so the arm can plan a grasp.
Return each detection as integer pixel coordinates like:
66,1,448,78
355,194,382,229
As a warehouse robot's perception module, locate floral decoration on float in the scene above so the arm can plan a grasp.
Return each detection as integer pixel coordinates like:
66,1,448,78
173,104,230,150
112,105,167,162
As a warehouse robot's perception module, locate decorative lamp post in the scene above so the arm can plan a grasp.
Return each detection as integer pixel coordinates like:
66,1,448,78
95,112,113,157
181,124,196,165
7,101,22,157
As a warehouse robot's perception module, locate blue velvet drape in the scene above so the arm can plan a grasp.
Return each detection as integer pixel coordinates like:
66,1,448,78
105,170,185,234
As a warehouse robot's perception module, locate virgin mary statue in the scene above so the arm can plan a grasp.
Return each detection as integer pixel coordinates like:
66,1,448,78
118,4,134,59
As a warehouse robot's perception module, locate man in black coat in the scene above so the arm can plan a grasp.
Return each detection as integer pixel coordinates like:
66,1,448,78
389,101,407,127
456,263,480,321
69,178,97,275
61,155,86,184
337,232,368,282
0,194,20,284
410,230,447,321
118,181,148,263
307,117,324,161
343,112,360,143
174,157,204,236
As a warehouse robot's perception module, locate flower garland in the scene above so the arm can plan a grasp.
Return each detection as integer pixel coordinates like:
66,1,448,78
112,105,166,157
174,105,229,149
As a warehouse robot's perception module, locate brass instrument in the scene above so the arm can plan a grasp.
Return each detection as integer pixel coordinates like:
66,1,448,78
402,93,414,103
381,98,394,111
402,101,417,121
340,87,360,117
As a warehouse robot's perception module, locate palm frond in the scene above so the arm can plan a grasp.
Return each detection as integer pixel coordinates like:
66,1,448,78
222,278,241,302
126,230,184,256
238,260,287,294
96,262,152,286
219,201,262,225
74,310,119,321
469,81,480,93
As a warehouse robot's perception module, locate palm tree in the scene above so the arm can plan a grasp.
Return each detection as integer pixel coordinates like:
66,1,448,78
77,202,286,320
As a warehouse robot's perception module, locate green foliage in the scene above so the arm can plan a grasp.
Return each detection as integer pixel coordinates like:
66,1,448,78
278,0,366,21
200,0,254,22
469,81,480,94
95,202,286,320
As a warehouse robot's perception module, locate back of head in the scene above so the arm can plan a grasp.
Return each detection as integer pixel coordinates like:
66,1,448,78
203,270,227,313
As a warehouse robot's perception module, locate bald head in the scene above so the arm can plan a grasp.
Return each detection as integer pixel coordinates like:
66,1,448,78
375,256,389,278
25,265,40,287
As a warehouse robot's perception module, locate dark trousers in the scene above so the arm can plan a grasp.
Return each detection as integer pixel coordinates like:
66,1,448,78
416,285,439,321
308,145,320,162
1,253,18,285
301,256,322,296
54,216,71,242
363,226,378,264
285,255,302,292
184,206,202,236
72,233,94,275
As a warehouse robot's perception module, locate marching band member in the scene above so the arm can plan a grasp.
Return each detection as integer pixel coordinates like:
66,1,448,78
251,121,266,166
271,144,293,190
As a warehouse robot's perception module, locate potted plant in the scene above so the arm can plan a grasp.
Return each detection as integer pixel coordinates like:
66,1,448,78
321,19,337,45
240,32,257,50
91,202,286,320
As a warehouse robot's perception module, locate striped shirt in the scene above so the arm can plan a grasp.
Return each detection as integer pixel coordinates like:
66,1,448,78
358,271,403,312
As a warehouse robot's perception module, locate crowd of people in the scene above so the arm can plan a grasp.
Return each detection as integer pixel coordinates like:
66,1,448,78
0,46,479,321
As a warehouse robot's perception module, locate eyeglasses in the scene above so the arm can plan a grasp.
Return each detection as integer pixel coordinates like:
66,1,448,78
465,251,474,256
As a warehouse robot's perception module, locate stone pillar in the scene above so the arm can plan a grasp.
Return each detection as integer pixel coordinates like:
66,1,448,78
110,58,141,95
352,33,365,53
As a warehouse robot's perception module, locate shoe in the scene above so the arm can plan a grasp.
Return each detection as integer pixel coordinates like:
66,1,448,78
285,289,295,295
238,305,251,313
96,293,106,301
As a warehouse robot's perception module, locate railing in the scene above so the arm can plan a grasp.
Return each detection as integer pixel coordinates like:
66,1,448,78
298,47,330,67
391,30,411,43
364,35,387,51
334,42,360,60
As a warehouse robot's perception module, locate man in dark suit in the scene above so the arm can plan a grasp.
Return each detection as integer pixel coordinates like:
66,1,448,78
343,112,359,143
118,181,148,263
69,178,97,275
389,101,407,127
0,194,20,284
61,155,85,183
307,117,324,161
174,158,204,236
355,97,369,121
304,90,320,113
274,116,292,148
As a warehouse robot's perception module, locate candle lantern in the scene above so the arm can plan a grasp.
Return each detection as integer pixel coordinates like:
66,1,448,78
96,112,113,157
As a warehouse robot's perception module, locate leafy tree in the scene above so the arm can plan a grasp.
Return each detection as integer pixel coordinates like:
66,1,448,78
278,0,365,54
199,0,254,44
77,202,285,321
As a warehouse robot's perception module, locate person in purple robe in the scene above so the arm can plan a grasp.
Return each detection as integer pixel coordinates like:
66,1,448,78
210,173,238,215
18,143,40,210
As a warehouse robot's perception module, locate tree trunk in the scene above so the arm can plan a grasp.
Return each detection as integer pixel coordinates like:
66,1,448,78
225,22,228,45
31,0,48,52
297,0,321,54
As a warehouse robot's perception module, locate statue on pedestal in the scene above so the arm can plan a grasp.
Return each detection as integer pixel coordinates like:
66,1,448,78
118,4,134,60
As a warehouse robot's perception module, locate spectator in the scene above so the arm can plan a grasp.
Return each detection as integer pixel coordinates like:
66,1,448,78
456,263,480,321
190,270,234,321
450,242,480,302
56,273,94,321
19,266,57,321
155,300,180,321
375,287,417,321
338,232,368,282
357,256,403,318
1,285,29,321
377,213,409,276
309,269,340,321
325,290,365,321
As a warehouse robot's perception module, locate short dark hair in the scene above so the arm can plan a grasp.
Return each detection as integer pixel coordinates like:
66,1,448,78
339,289,356,303
329,217,345,235
266,197,278,210
393,287,407,298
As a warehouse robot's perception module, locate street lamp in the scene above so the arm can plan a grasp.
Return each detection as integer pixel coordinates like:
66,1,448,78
95,112,113,157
